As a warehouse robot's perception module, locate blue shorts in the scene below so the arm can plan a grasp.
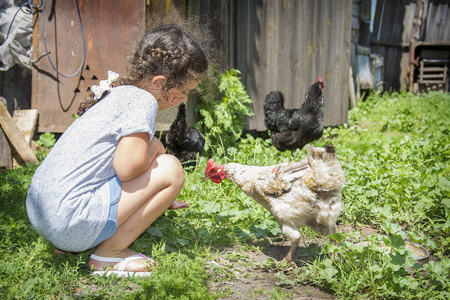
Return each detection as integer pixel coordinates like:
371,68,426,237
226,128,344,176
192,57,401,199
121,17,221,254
89,176,121,248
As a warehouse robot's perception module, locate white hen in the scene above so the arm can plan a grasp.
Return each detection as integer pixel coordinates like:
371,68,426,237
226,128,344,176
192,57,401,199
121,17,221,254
205,144,346,262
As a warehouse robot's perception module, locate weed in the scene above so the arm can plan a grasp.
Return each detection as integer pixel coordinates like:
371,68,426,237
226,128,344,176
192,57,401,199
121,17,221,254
36,132,56,148
299,229,450,299
125,252,219,299
195,68,254,156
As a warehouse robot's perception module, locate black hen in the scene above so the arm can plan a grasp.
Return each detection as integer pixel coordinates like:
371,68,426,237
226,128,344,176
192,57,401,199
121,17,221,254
165,103,205,168
264,77,325,151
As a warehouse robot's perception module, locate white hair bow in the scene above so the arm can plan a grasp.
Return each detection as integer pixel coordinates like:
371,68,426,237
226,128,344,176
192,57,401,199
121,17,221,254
91,71,119,99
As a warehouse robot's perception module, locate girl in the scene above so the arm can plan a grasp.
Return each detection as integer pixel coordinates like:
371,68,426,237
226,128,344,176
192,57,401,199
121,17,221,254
26,24,208,277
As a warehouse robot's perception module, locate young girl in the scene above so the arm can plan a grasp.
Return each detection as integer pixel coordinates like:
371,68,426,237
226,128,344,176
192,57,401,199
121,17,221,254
26,24,208,277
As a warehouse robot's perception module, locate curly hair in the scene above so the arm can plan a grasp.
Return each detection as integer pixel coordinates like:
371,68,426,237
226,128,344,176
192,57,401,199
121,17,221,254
78,24,208,116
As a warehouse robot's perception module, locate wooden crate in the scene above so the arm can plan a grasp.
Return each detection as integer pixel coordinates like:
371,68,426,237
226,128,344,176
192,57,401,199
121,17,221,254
418,60,448,86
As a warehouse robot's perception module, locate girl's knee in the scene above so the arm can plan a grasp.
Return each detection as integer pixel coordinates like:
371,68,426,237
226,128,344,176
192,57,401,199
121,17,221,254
157,154,185,188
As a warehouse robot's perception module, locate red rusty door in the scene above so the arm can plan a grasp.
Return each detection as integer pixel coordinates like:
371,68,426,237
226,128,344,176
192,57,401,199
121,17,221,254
32,0,145,133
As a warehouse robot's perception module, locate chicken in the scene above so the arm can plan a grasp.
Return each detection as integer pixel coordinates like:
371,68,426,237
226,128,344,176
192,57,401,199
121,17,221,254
165,103,205,168
204,144,345,262
264,78,325,152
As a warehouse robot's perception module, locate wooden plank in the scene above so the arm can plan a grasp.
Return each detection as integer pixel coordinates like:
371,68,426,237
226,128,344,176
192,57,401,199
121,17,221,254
420,74,445,79
12,110,38,145
349,67,356,108
425,2,450,42
418,80,447,84
372,0,405,45
11,109,39,167
422,67,446,72
0,101,38,164
0,127,12,168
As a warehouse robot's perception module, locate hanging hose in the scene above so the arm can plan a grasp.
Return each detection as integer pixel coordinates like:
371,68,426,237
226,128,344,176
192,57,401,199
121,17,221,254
42,0,86,78
5,1,41,41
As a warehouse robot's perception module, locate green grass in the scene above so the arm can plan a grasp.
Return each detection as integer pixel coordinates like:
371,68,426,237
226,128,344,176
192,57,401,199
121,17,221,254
298,91,450,299
1,91,449,299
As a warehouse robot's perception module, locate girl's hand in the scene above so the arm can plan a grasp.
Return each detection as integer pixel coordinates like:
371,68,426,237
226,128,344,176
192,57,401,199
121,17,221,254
169,200,189,210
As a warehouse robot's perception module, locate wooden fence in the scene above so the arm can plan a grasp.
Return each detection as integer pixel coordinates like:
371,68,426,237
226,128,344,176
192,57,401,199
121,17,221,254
228,0,352,130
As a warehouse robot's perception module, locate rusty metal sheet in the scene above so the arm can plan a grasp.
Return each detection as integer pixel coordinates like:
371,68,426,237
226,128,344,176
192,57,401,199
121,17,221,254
32,0,145,132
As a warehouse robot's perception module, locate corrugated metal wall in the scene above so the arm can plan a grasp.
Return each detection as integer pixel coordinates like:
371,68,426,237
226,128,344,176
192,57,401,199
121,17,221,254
229,0,352,130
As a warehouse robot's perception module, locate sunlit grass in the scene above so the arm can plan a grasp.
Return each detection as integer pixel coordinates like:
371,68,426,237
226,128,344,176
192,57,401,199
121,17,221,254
0,91,449,299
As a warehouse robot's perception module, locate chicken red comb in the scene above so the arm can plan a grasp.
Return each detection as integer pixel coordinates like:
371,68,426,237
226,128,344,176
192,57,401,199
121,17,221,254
206,159,215,173
318,77,324,89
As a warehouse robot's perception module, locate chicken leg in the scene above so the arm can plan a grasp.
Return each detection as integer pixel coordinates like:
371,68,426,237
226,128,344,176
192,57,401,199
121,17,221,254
283,238,300,262
281,225,301,262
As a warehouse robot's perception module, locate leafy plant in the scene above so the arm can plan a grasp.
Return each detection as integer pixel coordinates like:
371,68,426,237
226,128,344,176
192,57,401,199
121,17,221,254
36,132,56,148
298,229,450,299
195,68,254,156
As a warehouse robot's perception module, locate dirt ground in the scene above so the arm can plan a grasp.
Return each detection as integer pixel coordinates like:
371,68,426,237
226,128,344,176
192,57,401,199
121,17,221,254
207,243,335,299
206,225,380,299
74,224,435,299
74,236,336,299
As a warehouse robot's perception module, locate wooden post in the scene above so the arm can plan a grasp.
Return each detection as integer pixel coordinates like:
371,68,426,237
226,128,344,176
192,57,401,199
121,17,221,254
0,101,38,164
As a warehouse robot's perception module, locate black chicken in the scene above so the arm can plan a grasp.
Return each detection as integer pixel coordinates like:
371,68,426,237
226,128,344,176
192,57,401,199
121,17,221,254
165,103,205,168
264,77,325,151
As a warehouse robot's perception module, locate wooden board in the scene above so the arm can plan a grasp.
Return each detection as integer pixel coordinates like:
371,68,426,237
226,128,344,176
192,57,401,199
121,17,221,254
0,127,12,168
0,101,38,164
12,109,38,145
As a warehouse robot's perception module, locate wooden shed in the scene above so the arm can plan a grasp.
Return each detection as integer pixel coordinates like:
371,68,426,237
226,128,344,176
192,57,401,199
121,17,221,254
29,0,351,134
370,0,450,92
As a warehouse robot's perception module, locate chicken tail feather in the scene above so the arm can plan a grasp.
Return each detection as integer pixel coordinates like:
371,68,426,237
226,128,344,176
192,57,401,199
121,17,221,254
325,143,335,153
323,143,337,160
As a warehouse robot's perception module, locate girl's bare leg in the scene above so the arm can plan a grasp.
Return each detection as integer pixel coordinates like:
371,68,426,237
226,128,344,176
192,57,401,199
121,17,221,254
89,154,185,271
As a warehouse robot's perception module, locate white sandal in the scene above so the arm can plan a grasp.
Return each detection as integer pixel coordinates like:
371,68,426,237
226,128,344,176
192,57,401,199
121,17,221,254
90,253,154,277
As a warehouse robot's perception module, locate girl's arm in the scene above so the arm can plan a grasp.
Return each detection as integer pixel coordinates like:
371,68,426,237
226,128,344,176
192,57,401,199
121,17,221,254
113,132,165,182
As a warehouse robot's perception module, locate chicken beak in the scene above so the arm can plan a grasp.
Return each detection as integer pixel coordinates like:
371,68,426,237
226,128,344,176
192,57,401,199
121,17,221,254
204,175,210,182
